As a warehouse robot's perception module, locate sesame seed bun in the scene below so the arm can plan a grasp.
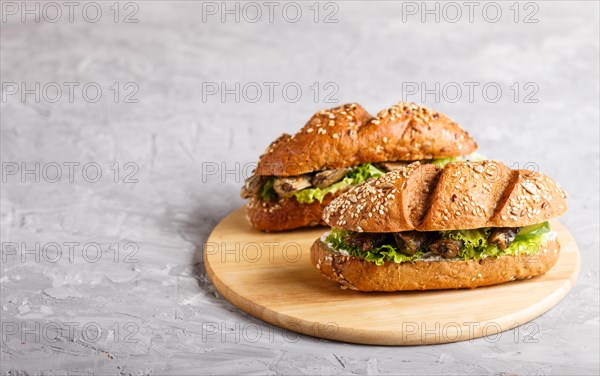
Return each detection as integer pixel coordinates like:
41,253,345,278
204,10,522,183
323,160,568,232
310,237,561,291
254,102,478,177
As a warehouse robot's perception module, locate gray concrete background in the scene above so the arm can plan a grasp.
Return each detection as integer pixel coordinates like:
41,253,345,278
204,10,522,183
1,1,599,374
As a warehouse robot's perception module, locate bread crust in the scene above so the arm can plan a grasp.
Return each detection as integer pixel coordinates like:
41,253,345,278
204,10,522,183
310,238,560,291
255,102,477,177
323,160,568,232
246,193,341,232
490,169,568,227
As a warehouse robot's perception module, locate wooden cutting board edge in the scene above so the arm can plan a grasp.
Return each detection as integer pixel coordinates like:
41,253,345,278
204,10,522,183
204,208,580,346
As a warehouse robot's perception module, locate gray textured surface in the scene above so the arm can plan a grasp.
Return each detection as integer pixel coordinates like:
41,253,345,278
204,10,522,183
1,1,599,374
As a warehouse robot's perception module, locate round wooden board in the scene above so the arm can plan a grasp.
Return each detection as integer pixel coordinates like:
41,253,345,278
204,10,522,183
204,207,580,345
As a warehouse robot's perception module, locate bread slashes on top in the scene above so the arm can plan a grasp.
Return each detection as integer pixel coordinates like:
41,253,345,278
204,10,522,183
323,160,567,232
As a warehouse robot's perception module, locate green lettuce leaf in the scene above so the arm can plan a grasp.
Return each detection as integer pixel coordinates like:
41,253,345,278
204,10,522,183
506,222,553,256
325,222,553,265
292,163,384,204
441,222,552,260
431,153,487,168
324,228,423,266
466,152,486,162
515,222,551,240
441,228,494,259
258,178,277,202
431,156,458,168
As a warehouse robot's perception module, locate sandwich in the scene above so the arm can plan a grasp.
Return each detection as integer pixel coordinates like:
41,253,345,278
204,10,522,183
241,102,478,231
311,160,567,291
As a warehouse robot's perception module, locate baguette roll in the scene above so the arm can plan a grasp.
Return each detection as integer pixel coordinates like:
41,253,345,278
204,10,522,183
244,102,478,231
312,160,567,291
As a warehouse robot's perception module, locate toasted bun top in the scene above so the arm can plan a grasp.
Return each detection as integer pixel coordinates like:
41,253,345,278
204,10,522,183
323,160,567,232
255,102,478,176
